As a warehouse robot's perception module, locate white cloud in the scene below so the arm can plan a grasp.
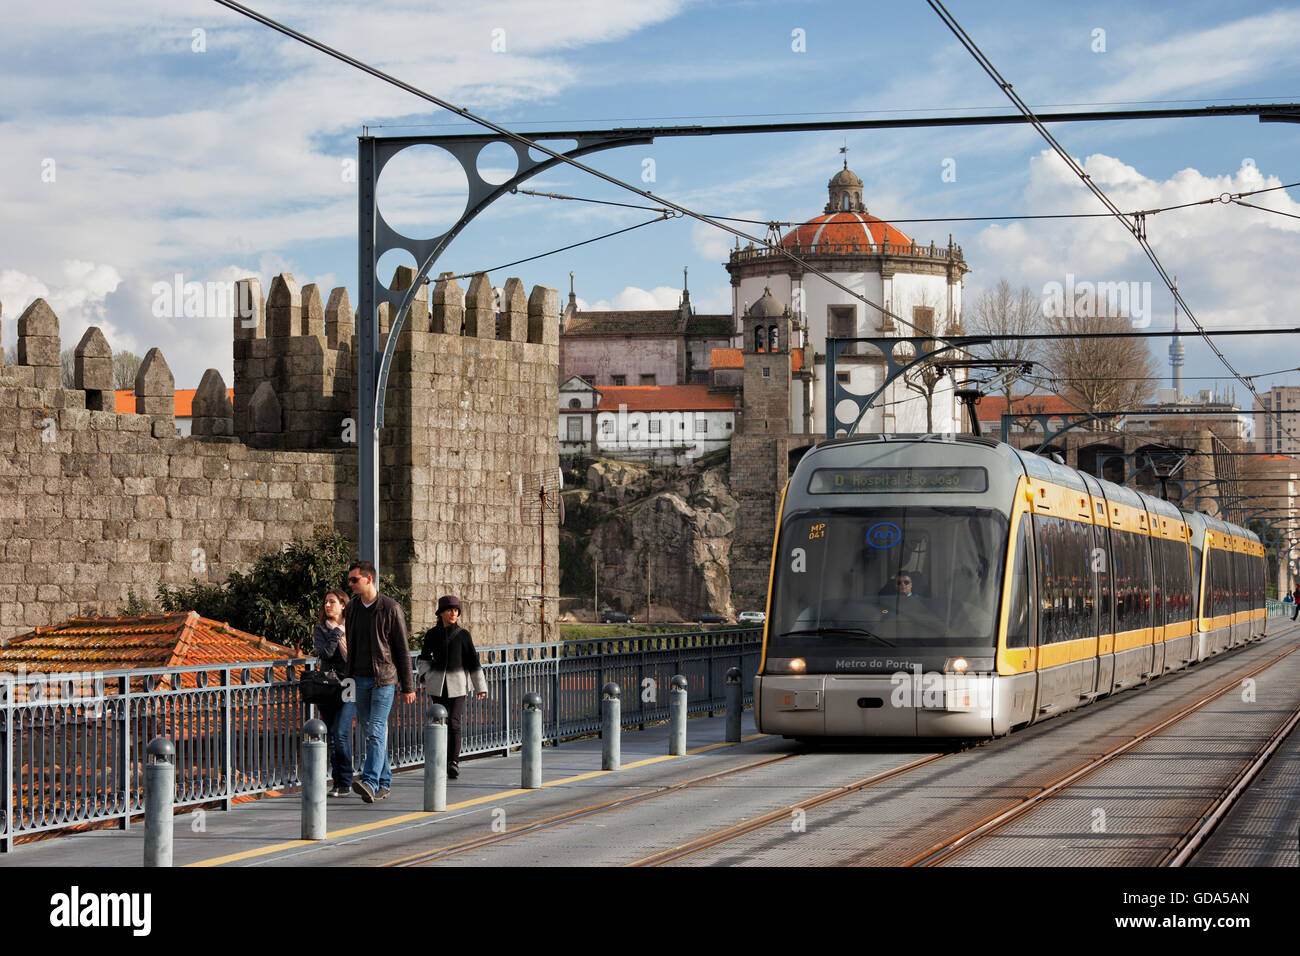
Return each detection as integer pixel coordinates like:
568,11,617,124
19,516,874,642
586,285,683,311
1091,10,1300,102
968,150,1300,378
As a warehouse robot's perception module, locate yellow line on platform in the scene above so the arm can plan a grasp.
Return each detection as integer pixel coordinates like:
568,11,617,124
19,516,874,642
187,732,766,867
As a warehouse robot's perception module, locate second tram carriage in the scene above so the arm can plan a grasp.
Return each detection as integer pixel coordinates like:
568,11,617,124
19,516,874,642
754,435,1268,738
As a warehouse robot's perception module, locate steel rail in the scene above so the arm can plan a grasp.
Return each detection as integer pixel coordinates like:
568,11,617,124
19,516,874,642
383,750,800,867
906,641,1299,867
629,751,952,867
1164,698,1300,867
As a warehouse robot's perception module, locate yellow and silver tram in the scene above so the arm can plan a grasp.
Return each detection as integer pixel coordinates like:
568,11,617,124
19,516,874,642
755,435,1268,738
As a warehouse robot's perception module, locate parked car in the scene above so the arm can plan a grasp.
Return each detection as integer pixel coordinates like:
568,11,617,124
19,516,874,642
737,611,766,625
694,612,729,624
601,610,634,623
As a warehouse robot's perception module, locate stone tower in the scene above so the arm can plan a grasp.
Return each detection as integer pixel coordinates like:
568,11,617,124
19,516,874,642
730,288,794,608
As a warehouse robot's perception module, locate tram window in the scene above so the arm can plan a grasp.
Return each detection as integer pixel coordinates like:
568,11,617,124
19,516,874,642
1006,515,1032,649
770,506,1010,654
1191,546,1203,619
1207,549,1226,618
1034,514,1094,644
1166,540,1192,625
1150,533,1166,629
1113,531,1131,632
1094,524,1113,636
1138,534,1153,630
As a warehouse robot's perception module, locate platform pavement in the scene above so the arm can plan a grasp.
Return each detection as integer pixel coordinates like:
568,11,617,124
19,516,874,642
0,708,776,868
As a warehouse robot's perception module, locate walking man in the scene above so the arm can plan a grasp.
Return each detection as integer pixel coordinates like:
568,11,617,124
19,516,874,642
1292,584,1299,621
344,560,415,803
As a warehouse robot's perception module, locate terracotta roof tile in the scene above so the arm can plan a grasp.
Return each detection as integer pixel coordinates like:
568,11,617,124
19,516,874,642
710,347,802,371
781,212,914,250
0,612,298,675
710,348,743,370
596,385,736,412
114,388,234,417
977,393,1085,420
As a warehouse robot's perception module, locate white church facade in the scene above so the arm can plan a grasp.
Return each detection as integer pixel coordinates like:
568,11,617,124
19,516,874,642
725,163,970,438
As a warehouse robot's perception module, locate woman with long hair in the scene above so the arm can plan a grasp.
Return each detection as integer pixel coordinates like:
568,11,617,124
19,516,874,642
315,588,355,797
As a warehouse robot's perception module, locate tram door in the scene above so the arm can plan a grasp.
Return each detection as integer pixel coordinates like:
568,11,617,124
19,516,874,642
1005,513,1041,729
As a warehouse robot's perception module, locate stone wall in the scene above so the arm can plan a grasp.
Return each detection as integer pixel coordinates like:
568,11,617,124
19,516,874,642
0,267,559,646
560,337,679,387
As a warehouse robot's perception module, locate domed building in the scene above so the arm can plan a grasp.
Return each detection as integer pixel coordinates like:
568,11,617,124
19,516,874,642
724,162,970,438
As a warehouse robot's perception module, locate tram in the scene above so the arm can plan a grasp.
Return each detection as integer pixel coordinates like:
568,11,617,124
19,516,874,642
754,434,1268,738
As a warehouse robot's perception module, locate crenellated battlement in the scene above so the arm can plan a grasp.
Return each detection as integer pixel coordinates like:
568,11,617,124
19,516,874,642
0,267,561,645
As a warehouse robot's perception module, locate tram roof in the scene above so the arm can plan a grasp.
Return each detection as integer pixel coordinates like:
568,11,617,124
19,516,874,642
809,436,1250,535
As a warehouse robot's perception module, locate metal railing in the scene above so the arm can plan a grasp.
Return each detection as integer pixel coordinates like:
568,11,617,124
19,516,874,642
0,628,761,850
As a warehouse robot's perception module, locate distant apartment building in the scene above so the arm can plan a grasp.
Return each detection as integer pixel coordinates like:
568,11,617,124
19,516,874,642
1128,387,1250,444
1254,385,1300,455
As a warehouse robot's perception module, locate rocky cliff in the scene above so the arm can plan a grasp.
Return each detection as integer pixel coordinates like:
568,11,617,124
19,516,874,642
560,456,738,621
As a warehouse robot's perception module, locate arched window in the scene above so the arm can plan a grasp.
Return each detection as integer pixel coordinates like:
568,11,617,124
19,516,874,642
840,194,850,210
754,326,764,352
769,325,780,352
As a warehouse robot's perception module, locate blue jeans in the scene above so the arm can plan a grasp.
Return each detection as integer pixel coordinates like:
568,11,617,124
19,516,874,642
353,677,395,791
318,698,355,789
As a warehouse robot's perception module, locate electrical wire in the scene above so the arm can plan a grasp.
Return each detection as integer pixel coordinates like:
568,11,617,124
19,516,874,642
517,180,1300,228
209,0,935,340
445,215,672,281
925,0,1300,455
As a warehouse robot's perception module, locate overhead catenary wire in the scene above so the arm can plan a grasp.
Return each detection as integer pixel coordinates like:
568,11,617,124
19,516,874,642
925,0,1300,452
444,214,673,281
516,180,1300,228
208,0,939,341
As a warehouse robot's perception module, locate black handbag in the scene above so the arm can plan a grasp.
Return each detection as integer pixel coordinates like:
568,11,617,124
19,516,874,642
301,668,344,706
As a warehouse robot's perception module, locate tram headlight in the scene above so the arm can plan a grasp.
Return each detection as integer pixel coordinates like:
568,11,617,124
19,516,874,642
767,657,807,674
943,657,992,674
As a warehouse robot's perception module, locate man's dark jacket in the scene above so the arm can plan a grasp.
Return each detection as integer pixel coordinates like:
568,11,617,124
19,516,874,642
344,593,414,694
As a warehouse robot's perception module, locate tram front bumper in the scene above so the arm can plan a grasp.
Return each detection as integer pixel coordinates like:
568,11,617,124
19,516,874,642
756,673,997,737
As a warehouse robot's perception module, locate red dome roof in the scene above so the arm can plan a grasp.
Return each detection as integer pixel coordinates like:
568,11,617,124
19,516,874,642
780,212,913,251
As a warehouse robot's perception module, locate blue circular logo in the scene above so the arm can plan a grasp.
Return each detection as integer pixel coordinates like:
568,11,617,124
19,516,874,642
866,522,902,549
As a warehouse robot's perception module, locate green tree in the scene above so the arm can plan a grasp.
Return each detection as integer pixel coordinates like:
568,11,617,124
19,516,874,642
155,528,412,653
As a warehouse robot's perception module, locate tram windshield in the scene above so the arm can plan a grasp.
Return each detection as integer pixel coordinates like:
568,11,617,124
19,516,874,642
769,506,1008,669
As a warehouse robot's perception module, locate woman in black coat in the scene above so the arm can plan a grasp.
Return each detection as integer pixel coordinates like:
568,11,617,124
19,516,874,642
314,588,355,796
417,595,488,779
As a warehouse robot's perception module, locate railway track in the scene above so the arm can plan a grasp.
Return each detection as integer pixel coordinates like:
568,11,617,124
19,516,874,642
625,639,1297,868
905,643,1299,867
384,750,806,867
1166,696,1300,866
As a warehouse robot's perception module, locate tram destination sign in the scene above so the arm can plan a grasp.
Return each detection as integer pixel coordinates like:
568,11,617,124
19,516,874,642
809,467,988,494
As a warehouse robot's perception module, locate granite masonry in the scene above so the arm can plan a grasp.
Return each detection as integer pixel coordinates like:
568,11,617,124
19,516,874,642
0,266,559,646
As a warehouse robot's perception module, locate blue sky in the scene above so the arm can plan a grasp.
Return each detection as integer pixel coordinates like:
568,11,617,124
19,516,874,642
2,0,1299,404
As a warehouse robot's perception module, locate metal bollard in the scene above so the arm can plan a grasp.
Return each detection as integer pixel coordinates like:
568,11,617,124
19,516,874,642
668,675,688,756
425,704,448,812
301,718,328,840
522,692,543,789
143,736,175,867
725,667,742,742
601,682,621,771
